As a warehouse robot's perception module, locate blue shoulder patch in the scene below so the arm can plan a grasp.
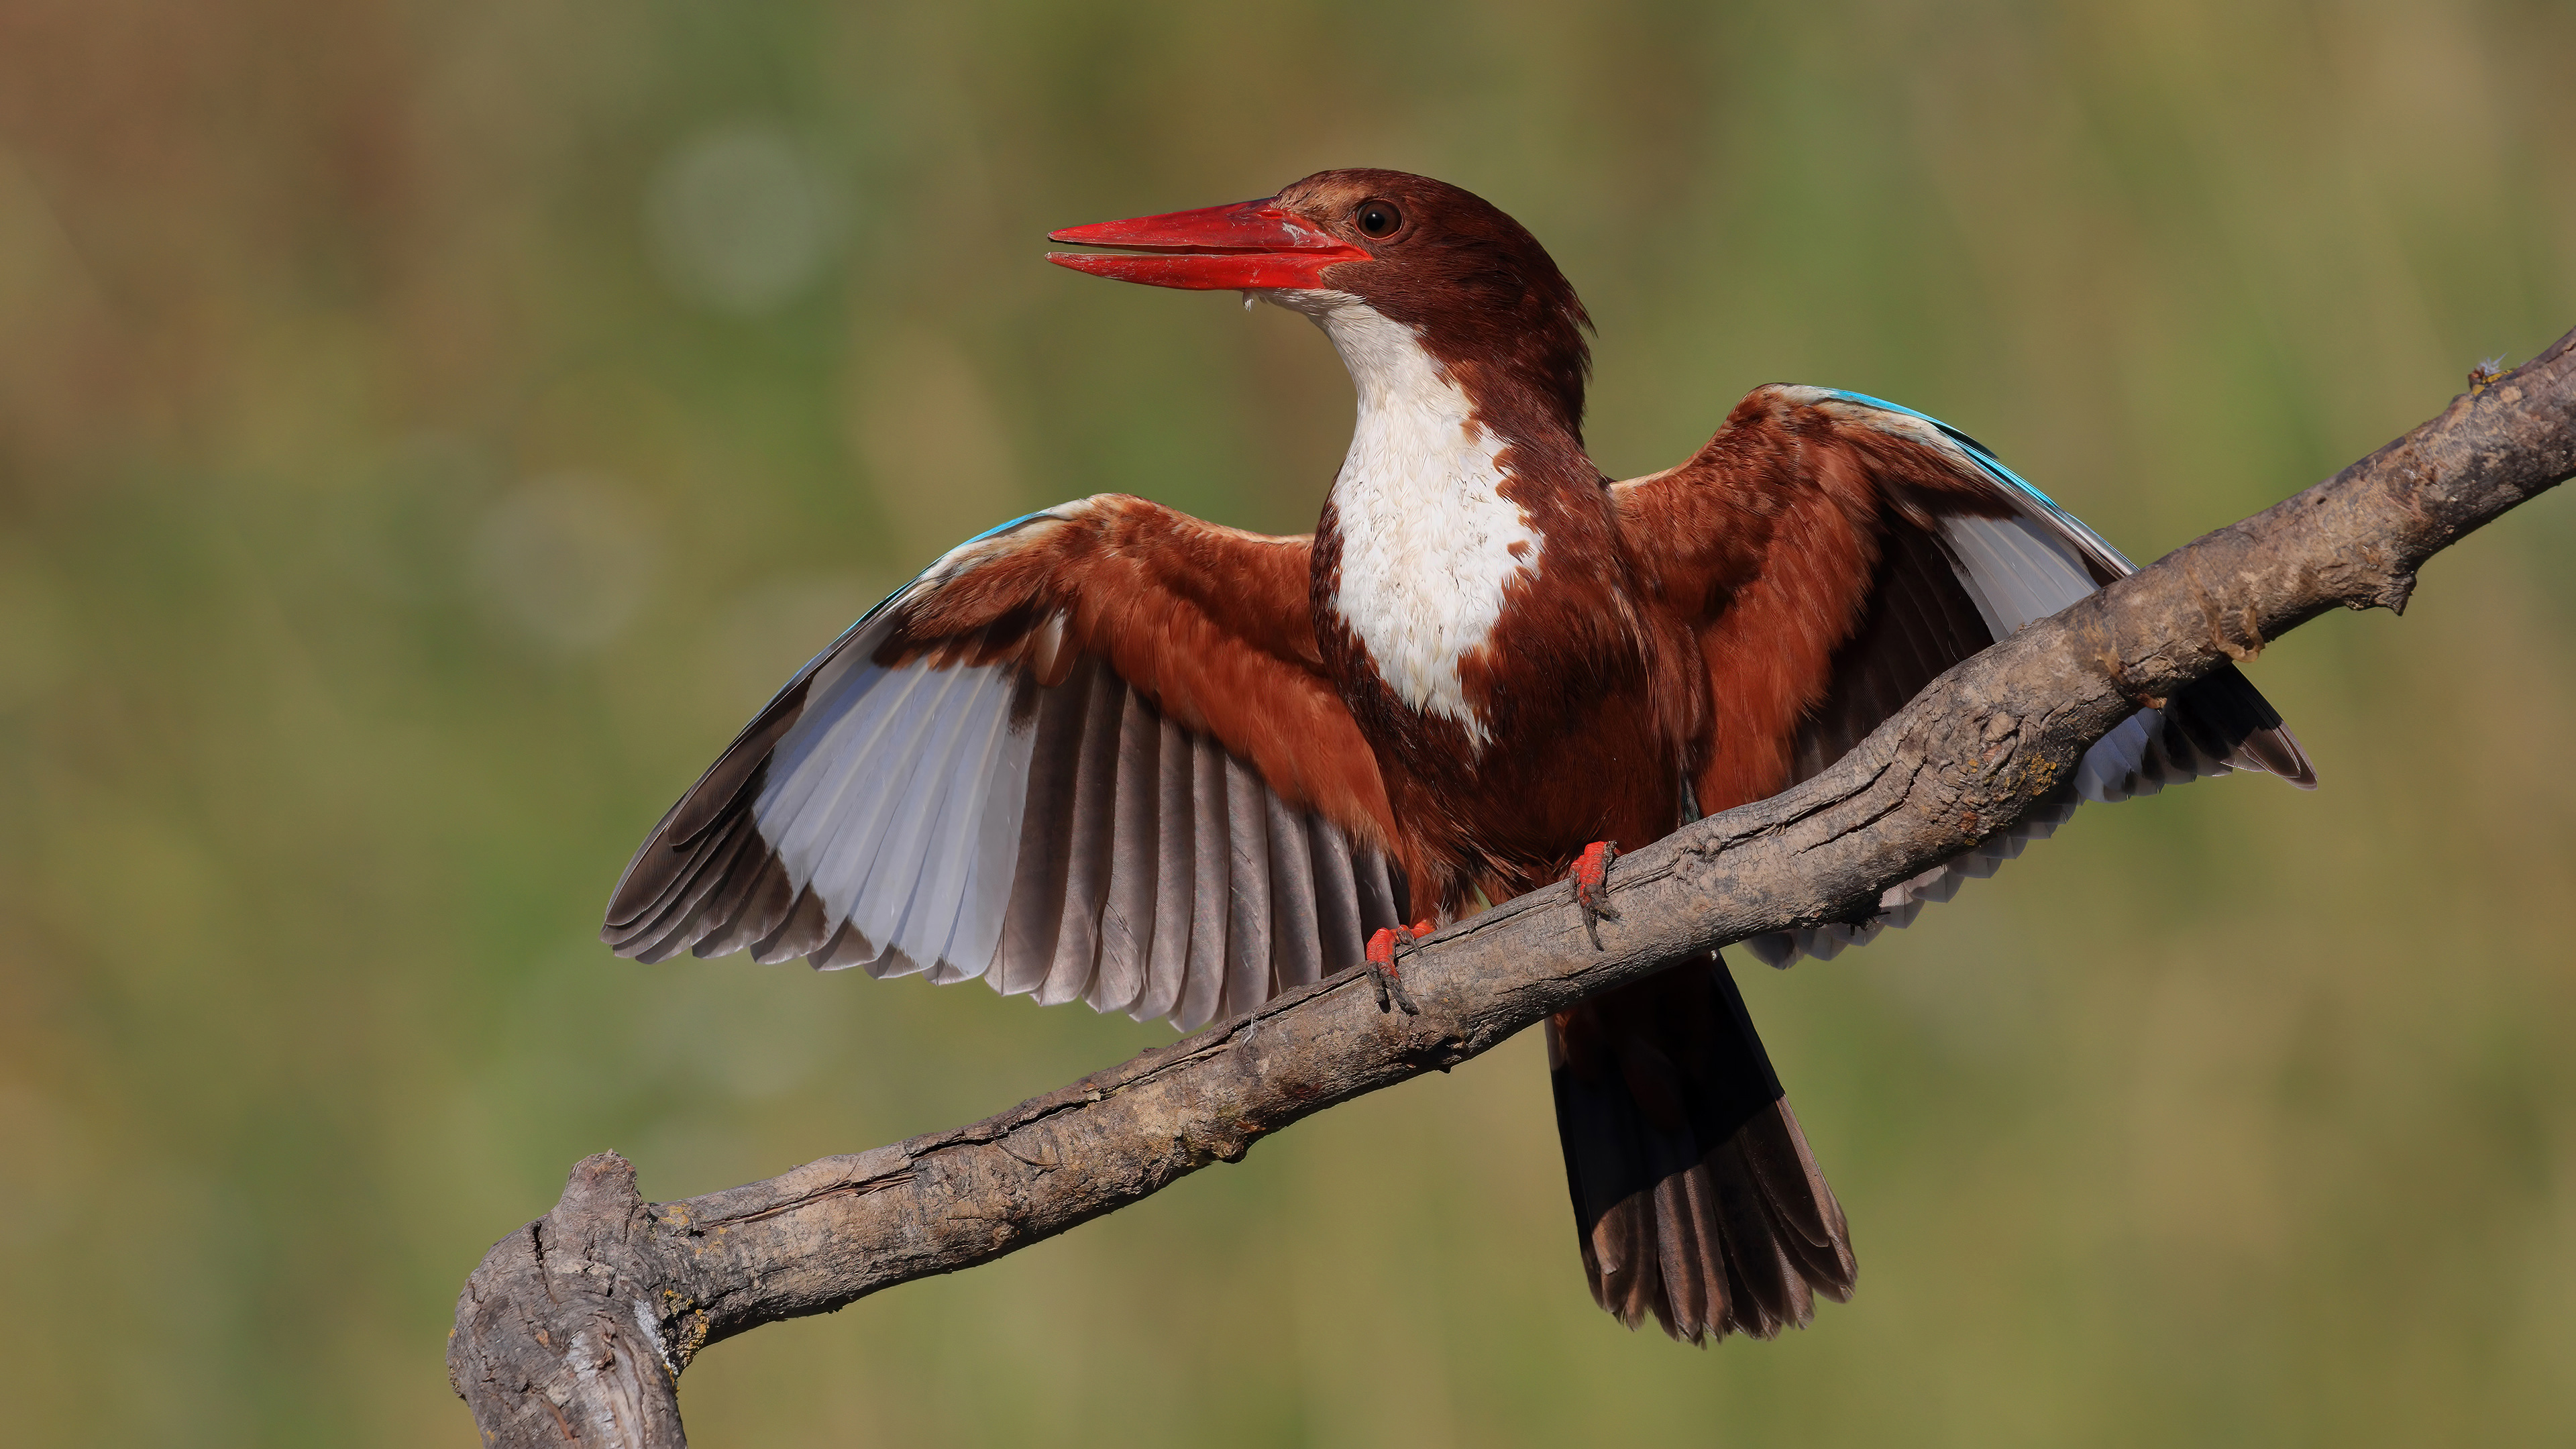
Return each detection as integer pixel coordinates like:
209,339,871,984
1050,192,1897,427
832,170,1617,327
951,508,1055,552
858,508,1055,624
1817,389,2134,572
1817,390,2063,511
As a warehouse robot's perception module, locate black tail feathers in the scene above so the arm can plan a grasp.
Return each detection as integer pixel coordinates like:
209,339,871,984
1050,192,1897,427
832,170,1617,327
1548,951,1856,1344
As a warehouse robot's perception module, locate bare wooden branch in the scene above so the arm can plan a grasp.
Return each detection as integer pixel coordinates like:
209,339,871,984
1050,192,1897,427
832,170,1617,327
450,327,2576,1446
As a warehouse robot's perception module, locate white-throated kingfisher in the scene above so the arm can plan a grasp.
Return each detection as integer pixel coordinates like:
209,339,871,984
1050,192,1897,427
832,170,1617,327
605,170,2314,1346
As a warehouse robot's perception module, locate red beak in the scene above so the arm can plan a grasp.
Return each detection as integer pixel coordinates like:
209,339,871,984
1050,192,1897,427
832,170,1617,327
1046,198,1368,290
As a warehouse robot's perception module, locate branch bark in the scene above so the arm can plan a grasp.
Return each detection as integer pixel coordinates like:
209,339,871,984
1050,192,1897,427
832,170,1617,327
450,327,2576,1445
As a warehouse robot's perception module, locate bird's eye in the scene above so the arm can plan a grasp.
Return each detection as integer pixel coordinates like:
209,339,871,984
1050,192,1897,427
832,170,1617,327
1355,201,1402,238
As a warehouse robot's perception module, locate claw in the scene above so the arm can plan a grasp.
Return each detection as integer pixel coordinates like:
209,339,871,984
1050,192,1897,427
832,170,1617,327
1571,841,1620,949
1363,919,1433,1015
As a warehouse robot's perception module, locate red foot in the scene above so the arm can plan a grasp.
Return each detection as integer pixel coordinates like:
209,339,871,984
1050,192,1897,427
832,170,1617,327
1570,841,1620,945
1362,919,1435,1015
1572,841,1619,914
1365,918,1437,967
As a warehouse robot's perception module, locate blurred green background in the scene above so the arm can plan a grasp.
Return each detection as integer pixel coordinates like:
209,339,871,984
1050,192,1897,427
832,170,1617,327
2,1,2572,1443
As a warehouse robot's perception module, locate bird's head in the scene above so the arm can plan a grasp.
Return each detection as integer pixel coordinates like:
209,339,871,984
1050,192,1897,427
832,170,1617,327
1049,169,1594,441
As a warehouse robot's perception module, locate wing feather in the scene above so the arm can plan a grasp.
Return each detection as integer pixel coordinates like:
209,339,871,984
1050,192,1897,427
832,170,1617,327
772,663,926,902
1176,733,1233,1031
840,664,989,957
629,811,760,965
925,674,1039,986
865,664,1014,977
1218,753,1273,1022
1133,714,1197,1022
994,658,1093,996
1624,388,2314,971
690,841,795,962
752,886,833,966
1305,820,1364,985
1087,686,1163,1015
606,496,1401,1034
1265,795,1322,996
1353,846,1408,937
1036,665,1127,1008
608,803,749,955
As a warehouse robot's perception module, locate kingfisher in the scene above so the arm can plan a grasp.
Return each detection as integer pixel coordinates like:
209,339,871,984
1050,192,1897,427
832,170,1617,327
605,169,2313,1345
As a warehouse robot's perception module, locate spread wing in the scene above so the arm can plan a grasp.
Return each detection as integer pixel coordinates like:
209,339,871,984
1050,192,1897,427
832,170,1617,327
603,496,1407,1032
1615,386,2314,969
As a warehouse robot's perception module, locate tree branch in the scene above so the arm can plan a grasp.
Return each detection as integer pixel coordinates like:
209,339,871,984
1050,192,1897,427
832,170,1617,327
449,327,2576,1446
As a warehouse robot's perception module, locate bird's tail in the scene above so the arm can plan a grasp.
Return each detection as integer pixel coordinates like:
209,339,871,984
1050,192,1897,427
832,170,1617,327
1547,951,1856,1343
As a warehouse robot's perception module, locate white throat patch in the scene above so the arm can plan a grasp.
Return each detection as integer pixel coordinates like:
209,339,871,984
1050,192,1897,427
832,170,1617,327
1271,290,1541,746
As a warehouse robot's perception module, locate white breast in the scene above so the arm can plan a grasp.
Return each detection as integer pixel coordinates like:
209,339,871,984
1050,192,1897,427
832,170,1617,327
1275,290,1540,747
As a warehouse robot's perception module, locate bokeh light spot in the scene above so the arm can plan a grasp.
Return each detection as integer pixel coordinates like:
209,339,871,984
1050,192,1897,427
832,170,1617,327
645,122,841,316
